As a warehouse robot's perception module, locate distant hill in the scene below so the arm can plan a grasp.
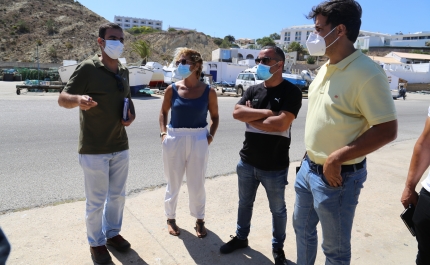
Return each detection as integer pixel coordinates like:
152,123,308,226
0,0,218,65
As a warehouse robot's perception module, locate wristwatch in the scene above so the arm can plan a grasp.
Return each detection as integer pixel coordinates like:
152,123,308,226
160,132,167,138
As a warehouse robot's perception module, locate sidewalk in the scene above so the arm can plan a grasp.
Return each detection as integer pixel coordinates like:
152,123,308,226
0,139,423,265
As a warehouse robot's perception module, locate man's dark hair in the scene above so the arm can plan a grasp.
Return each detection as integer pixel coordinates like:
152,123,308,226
98,23,123,39
306,0,362,42
261,45,285,62
261,46,285,70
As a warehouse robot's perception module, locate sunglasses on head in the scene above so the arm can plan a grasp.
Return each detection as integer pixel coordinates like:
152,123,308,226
114,74,124,92
175,59,194,66
255,57,279,65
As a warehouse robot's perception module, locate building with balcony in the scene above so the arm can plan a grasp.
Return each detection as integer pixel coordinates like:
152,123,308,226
113,16,162,30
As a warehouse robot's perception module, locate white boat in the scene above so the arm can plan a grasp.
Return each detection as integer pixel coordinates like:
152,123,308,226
162,63,181,85
128,66,153,87
58,60,78,83
142,62,166,88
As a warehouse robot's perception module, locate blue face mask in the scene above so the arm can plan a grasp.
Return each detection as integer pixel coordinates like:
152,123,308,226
256,63,279,81
177,64,193,79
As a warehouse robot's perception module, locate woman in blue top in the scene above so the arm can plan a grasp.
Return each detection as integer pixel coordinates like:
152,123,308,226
159,48,219,238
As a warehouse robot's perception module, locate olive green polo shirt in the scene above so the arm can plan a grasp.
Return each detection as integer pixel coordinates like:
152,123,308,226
305,50,397,165
63,54,131,154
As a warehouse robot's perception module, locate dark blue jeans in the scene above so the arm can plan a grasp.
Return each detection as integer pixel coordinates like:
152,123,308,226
235,160,288,250
0,228,10,265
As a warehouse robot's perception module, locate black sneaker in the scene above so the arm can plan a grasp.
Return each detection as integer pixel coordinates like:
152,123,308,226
220,235,248,254
106,234,131,252
273,248,288,265
90,245,112,264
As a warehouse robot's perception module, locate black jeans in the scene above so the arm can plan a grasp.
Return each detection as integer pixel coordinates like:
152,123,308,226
413,188,430,265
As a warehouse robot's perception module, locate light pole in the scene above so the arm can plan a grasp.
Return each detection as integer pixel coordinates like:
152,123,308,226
36,44,40,82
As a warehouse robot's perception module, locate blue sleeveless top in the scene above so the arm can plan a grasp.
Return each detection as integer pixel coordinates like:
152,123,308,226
169,83,210,128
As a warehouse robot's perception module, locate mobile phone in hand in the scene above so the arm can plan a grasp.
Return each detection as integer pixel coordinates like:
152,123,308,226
400,204,416,237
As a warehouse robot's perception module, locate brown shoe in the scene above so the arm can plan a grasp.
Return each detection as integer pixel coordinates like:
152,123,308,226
195,220,207,238
90,245,112,264
167,219,180,236
106,234,131,252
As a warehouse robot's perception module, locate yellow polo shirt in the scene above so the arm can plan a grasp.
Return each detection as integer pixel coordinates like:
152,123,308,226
305,50,397,165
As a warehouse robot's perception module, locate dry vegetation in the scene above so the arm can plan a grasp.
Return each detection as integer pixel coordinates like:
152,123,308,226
0,0,218,65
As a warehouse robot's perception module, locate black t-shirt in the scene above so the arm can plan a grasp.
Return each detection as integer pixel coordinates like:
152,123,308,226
237,80,302,171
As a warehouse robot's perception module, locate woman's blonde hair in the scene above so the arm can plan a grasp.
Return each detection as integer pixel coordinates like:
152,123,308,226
173,47,203,79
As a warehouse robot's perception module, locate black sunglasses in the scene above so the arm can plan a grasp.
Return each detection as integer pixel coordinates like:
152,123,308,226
175,59,194,66
114,74,124,92
255,57,279,65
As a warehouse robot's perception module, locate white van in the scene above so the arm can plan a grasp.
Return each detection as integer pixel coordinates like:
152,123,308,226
234,72,264,96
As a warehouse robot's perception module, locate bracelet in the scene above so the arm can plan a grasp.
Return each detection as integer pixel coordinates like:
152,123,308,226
160,132,167,138
208,134,214,140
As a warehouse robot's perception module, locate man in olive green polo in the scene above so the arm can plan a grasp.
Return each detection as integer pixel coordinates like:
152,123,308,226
58,23,135,264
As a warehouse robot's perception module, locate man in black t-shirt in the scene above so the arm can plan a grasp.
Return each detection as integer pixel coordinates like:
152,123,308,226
220,46,302,265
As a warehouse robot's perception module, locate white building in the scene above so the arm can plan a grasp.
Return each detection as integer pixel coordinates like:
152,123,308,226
279,25,315,48
280,25,430,50
113,16,162,30
211,48,260,63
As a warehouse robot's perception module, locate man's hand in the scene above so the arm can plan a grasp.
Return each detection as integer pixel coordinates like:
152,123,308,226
121,109,135,126
79,95,98,111
323,155,343,187
401,186,419,208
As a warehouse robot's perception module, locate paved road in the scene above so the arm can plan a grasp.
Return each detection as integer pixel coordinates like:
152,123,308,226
0,83,428,213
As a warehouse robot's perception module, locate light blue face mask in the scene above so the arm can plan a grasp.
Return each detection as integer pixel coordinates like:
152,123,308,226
256,63,279,81
177,64,193,79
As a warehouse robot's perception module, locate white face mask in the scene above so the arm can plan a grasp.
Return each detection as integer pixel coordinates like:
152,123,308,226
102,39,124,59
306,27,339,56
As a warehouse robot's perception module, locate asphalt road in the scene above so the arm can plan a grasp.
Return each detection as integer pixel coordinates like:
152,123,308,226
0,85,428,213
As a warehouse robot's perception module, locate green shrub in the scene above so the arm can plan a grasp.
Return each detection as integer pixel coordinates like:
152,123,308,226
16,20,30,33
306,56,316,64
48,46,57,57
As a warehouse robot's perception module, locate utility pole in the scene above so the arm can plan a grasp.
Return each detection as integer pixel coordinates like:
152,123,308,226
36,44,40,83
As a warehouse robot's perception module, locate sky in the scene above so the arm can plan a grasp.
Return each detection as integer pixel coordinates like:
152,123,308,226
78,0,430,39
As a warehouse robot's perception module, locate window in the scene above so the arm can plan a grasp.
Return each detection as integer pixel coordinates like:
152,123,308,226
156,27,160,30
116,19,121,22
156,23,160,25
237,74,244,80
403,37,410,40
411,37,418,40
246,54,254,59
243,74,250,80
419,36,425,39
284,32,290,41
125,24,130,28
306,31,312,39
148,22,153,25
295,32,301,41
125,19,129,22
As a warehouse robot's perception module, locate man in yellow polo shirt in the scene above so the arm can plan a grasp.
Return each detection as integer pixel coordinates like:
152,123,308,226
293,1,397,264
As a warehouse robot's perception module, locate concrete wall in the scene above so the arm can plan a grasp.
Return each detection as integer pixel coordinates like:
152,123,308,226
0,61,61,69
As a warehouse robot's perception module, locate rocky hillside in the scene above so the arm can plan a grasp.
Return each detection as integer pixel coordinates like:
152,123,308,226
0,0,218,65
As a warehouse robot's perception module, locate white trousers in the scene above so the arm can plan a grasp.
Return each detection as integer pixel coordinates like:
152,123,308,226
79,150,129,247
162,127,209,219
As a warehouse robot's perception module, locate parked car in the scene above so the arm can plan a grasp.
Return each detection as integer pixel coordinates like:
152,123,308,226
235,72,264,96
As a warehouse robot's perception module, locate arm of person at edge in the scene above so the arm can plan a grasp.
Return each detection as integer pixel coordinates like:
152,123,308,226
401,116,430,208
207,87,219,145
159,85,173,143
121,97,135,127
323,119,398,187
58,91,98,110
